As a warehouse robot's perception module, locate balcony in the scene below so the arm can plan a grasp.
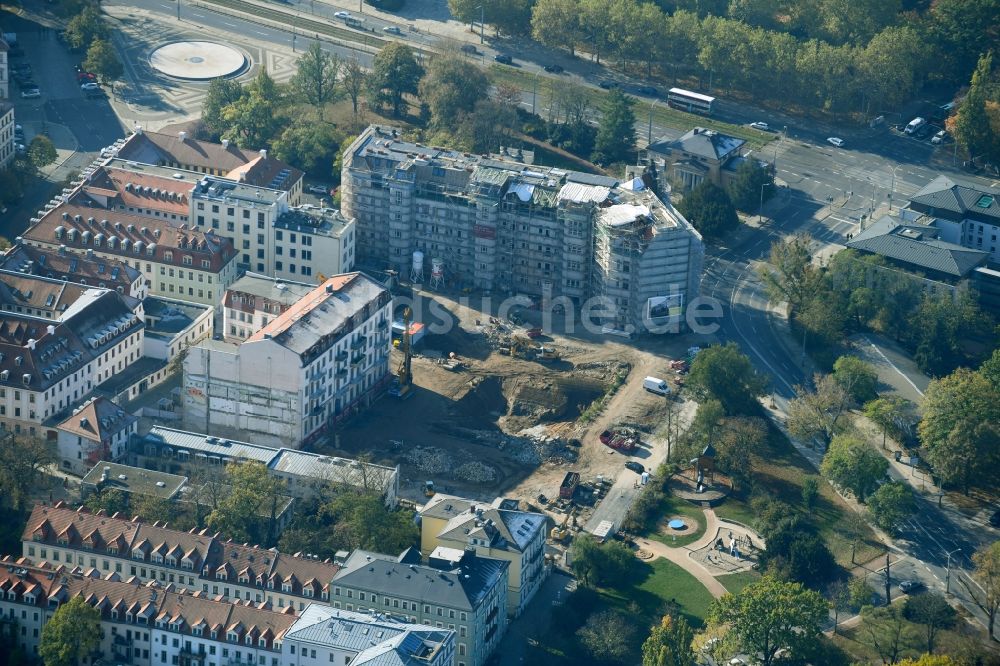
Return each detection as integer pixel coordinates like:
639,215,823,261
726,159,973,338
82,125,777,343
350,336,367,350
350,353,366,367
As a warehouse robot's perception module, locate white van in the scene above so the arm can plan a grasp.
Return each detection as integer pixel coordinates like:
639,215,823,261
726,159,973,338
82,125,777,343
905,117,926,135
643,376,670,395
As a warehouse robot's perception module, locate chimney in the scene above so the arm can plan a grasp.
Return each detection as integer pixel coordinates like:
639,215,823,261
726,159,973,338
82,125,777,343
222,139,230,149
179,131,187,141
259,149,267,160
46,325,56,335
26,339,36,350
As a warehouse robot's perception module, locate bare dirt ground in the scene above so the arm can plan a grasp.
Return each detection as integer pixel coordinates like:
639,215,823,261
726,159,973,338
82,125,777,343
313,289,714,504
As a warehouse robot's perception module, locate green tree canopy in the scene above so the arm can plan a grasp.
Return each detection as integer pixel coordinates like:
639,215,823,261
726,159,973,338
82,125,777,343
222,69,284,149
641,614,694,666
970,542,1000,641
320,491,418,553
340,59,368,118
678,180,741,240
201,77,245,140
727,159,774,213
592,88,636,165
903,591,956,654
952,52,996,163
83,38,123,84
864,395,916,450
758,516,836,588
532,0,584,55
819,434,888,502
27,135,58,170
0,434,55,511
577,609,639,664
290,41,341,119
687,343,768,415
787,374,853,445
866,481,915,535
710,576,828,666
831,355,878,404
570,534,634,587
39,597,101,666
757,235,822,313
64,6,107,50
273,120,345,182
370,43,423,117
419,58,491,129
919,367,1000,494
206,461,286,546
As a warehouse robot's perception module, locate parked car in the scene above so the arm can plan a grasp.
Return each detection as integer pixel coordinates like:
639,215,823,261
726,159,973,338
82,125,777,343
460,44,478,54
382,26,402,35
898,580,923,593
306,184,328,195
85,89,107,100
494,54,513,65
333,10,350,18
749,121,770,131
15,144,26,154
543,64,564,73
826,137,844,147
625,461,645,474
599,80,618,89
21,88,40,99
931,129,948,145
80,81,100,91
77,72,97,82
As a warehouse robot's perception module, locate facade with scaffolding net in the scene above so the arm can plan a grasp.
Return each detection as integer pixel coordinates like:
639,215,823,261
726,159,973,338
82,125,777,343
342,126,703,332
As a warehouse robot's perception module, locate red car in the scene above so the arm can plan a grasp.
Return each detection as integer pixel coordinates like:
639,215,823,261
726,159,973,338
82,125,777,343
525,327,543,339
77,72,96,82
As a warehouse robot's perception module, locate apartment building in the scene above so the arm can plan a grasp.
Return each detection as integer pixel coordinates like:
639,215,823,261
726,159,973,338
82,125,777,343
22,503,343,612
223,272,314,342
142,295,214,362
341,125,703,333
20,192,240,308
115,127,304,203
270,206,356,281
134,425,400,505
0,243,146,300
0,282,143,436
55,396,138,475
418,496,547,618
646,127,748,191
0,557,296,666
0,37,8,100
331,549,508,666
183,272,392,448
905,174,1000,263
282,603,454,666
0,102,13,169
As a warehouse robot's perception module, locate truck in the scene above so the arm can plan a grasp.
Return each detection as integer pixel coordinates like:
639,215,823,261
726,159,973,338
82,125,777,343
643,376,670,395
592,520,615,544
599,428,639,452
559,471,580,499
905,117,927,135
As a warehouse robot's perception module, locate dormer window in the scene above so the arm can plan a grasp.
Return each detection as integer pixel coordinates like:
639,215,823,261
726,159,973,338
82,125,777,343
126,612,134,623
48,598,60,609
108,546,118,555
164,251,173,262
193,626,203,637
217,571,227,581
281,583,291,593
166,557,176,567
245,635,252,646
132,549,144,560
227,631,238,643
152,554,163,564
23,594,34,604
111,610,119,620
238,575,249,584
303,587,314,598
56,537,68,546
259,637,267,648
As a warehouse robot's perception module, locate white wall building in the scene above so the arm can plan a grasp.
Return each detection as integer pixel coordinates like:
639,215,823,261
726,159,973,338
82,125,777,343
223,272,315,343
183,272,392,448
141,295,214,362
905,174,1000,263
55,396,137,475
0,102,14,169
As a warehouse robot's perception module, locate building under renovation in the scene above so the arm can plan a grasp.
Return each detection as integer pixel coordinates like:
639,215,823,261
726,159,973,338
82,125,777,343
341,126,703,333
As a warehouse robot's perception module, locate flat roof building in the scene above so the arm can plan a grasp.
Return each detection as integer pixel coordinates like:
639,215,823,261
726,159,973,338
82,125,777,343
80,461,187,501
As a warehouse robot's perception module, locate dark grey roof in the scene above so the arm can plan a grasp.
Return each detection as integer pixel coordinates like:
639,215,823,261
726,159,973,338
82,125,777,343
334,550,508,611
566,172,619,187
846,215,989,278
908,175,1000,222
648,128,745,161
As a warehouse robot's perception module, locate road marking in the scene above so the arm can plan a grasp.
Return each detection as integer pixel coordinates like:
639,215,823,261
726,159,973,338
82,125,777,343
862,336,924,397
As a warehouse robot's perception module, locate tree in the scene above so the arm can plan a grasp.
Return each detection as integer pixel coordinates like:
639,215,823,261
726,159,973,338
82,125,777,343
800,477,819,510
726,159,774,213
867,481,915,535
290,42,340,119
202,77,245,139
967,541,1000,640
677,180,740,241
787,374,853,445
904,592,956,653
864,396,916,450
570,535,634,587
532,0,584,55
83,488,129,516
0,434,56,510
897,657,959,666
980,347,1000,389
64,6,107,50
27,135,58,170
757,235,822,314
687,343,768,415
592,88,636,165
859,604,916,664
340,59,368,118
710,576,828,666
831,355,878,404
758,517,836,588
577,609,639,664
952,52,995,164
206,461,286,546
461,99,517,153
848,575,872,609
83,38,123,84
369,42,423,117
716,416,766,490
222,68,283,149
919,368,1000,494
844,510,869,565
419,58,491,129
320,491,418,553
820,435,888,502
828,580,852,634
642,614,694,666
273,120,345,181
39,597,101,666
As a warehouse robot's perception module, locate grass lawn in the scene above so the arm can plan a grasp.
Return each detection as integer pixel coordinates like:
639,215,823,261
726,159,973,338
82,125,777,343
600,557,716,630
648,494,708,549
716,571,761,595
717,424,884,568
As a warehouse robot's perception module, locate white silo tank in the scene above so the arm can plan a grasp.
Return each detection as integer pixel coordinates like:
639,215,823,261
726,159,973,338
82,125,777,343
430,257,444,289
410,250,424,283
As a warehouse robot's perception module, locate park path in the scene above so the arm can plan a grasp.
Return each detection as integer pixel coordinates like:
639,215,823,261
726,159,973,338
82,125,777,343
635,508,729,599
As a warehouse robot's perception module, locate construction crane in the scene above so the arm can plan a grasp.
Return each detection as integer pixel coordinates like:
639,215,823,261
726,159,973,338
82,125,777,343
389,306,413,398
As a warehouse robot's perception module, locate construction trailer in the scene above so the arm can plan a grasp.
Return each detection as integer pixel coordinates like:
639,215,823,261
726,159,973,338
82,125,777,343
592,520,615,544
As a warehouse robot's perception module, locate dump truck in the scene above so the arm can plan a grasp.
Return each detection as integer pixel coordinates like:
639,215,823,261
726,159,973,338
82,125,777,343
599,428,639,452
559,471,580,499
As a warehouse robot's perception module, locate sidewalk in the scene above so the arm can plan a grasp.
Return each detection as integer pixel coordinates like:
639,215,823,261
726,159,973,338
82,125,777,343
635,508,730,600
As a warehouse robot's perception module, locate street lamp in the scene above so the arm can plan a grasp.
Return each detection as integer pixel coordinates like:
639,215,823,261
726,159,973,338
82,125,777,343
647,98,660,146
946,548,962,595
474,5,485,44
531,71,541,116
758,182,767,224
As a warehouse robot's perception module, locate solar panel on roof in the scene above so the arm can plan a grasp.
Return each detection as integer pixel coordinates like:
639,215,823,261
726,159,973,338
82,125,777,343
976,195,995,209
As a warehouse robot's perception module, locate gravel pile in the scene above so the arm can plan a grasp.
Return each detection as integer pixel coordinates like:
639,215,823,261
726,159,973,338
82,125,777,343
403,446,454,475
453,461,498,483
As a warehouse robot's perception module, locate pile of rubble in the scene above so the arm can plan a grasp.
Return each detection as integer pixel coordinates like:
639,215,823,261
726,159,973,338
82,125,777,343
453,461,498,483
403,446,454,475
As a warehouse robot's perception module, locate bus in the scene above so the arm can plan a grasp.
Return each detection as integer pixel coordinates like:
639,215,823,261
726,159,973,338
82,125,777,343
666,88,716,115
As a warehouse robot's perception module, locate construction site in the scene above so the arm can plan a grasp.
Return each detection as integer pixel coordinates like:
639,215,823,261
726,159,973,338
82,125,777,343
313,287,702,526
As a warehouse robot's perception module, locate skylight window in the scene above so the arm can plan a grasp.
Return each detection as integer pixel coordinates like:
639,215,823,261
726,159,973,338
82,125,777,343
975,195,994,209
